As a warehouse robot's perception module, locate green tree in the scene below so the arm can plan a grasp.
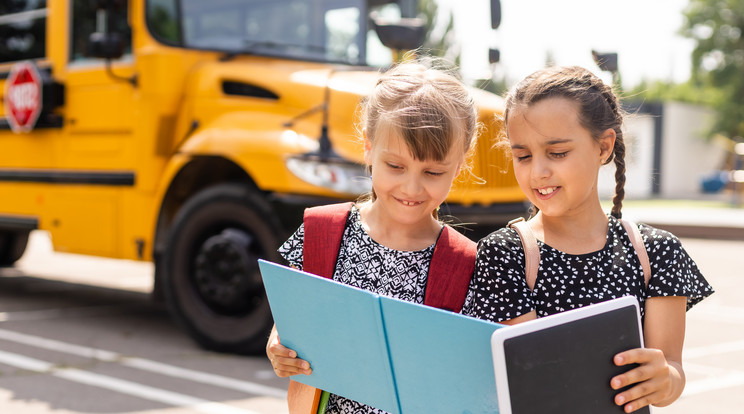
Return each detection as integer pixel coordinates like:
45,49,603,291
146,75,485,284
681,0,744,137
627,78,721,107
418,0,460,65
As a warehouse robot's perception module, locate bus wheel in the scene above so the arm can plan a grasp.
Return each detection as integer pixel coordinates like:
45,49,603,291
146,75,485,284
160,184,282,354
0,230,30,267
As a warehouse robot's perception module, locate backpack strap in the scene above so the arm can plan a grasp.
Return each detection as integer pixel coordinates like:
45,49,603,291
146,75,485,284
302,202,353,278
509,217,652,292
508,217,540,291
290,202,352,414
425,226,477,312
620,219,652,289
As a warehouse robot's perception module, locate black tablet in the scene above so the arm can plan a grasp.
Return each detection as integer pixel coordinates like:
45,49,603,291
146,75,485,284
491,296,650,414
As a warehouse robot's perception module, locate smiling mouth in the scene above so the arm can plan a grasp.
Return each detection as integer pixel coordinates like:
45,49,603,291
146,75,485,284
396,198,422,206
536,187,558,195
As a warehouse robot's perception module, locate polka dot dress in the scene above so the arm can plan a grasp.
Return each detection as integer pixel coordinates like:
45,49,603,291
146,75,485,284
279,206,435,414
461,216,714,322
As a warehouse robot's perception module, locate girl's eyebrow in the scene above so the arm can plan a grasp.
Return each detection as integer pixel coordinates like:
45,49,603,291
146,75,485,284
511,138,572,150
546,138,572,145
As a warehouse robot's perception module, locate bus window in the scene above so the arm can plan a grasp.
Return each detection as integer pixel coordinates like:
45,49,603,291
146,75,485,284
0,0,47,63
71,0,131,62
147,0,181,44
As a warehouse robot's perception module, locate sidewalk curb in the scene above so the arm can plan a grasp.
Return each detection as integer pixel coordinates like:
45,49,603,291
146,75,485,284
640,222,744,241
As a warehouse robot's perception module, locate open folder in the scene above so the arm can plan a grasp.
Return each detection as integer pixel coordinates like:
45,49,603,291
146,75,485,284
258,259,504,414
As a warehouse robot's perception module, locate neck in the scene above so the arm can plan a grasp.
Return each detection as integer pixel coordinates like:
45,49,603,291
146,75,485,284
532,204,609,254
358,201,442,251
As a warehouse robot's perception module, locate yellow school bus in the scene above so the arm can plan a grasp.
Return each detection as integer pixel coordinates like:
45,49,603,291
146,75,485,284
0,0,524,353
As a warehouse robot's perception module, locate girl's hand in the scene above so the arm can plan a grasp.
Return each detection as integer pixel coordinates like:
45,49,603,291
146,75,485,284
266,326,312,377
610,347,682,413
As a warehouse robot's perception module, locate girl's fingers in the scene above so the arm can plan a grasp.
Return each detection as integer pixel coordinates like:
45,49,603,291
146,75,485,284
617,388,667,413
268,345,312,377
611,348,665,389
612,349,673,412
269,342,298,359
614,376,655,406
275,355,311,372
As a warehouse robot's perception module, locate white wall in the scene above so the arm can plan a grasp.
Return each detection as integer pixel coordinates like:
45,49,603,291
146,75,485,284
598,102,726,200
598,112,655,199
660,102,723,197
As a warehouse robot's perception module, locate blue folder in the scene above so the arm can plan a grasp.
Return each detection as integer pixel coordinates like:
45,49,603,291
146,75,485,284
258,259,504,414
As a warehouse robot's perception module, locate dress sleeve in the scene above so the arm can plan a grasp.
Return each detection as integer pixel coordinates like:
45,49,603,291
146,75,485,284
460,228,535,322
277,224,304,270
642,224,714,310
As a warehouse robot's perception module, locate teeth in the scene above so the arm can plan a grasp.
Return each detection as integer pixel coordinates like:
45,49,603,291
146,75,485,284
537,187,557,195
401,200,417,206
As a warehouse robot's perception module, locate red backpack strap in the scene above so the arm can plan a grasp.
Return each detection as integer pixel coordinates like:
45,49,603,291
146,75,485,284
508,217,540,291
425,226,477,312
302,202,353,278
620,219,652,289
292,202,352,414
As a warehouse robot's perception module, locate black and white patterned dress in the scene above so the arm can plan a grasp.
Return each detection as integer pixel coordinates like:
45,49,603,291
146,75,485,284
461,216,714,322
278,205,435,414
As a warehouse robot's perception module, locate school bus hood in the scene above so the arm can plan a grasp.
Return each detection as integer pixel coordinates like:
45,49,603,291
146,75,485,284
183,59,379,163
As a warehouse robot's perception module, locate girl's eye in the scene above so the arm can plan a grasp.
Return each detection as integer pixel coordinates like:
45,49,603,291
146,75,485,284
551,152,568,159
426,171,445,177
386,162,402,170
515,154,531,162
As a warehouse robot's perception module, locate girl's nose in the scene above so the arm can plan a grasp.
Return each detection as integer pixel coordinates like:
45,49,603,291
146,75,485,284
532,157,551,179
401,174,423,196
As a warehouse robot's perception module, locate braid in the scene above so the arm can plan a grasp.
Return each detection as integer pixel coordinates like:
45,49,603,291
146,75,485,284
611,136,626,219
597,79,626,219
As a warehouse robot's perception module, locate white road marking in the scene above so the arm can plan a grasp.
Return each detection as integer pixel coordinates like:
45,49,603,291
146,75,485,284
683,370,744,397
684,339,744,359
0,328,287,399
0,349,259,414
680,340,744,397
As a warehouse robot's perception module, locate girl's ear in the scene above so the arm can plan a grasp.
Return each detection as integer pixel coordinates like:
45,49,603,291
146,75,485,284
598,128,616,162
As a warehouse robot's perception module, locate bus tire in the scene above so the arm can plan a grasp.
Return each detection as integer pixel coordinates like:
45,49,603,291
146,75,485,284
0,230,30,267
160,183,282,354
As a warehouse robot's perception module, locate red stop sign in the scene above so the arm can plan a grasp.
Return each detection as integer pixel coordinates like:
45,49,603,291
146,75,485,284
4,61,43,133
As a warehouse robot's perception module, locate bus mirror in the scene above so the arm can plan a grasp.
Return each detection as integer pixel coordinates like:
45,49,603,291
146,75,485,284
371,15,426,51
489,48,500,64
87,31,126,59
491,0,501,29
592,50,618,73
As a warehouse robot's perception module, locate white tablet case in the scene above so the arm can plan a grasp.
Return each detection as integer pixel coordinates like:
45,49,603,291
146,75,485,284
491,296,649,414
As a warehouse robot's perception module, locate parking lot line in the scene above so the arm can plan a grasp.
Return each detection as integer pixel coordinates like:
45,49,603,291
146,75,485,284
0,328,286,398
0,349,259,414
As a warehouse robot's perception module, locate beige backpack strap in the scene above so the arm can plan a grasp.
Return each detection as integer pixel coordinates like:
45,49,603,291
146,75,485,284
620,219,652,289
508,217,540,291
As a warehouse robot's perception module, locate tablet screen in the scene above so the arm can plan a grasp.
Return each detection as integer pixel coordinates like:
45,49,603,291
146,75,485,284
492,297,649,414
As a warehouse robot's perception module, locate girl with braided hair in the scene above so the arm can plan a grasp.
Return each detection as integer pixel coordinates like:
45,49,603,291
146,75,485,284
461,66,713,413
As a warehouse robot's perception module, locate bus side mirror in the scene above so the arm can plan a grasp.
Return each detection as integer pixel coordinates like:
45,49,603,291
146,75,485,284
86,0,128,59
489,48,500,64
371,14,426,51
491,0,501,29
592,50,618,73
87,32,126,59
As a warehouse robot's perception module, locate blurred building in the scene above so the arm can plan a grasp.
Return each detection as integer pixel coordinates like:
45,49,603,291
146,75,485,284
598,101,725,199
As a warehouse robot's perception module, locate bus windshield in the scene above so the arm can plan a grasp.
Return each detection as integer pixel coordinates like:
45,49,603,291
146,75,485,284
146,0,394,65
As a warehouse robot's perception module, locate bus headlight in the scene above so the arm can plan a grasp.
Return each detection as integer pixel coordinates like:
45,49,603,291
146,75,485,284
286,156,371,195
